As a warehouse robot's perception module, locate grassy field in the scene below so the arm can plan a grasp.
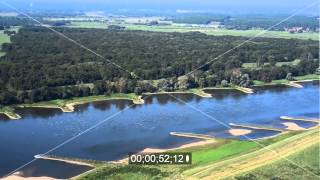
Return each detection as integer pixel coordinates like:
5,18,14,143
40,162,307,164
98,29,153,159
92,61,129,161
187,140,258,166
230,144,320,180
0,30,10,57
242,59,301,69
253,74,319,86
0,27,20,57
184,128,319,179
76,129,319,180
295,74,320,80
69,22,319,40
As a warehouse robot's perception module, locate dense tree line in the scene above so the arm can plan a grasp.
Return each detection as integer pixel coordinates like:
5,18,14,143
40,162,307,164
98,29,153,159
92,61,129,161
222,15,319,31
0,17,36,27
0,26,318,105
170,14,319,31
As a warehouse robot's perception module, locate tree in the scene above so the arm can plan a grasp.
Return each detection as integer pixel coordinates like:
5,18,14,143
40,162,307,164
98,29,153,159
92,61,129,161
221,80,229,87
93,81,106,95
198,78,206,88
239,74,252,87
177,76,196,90
286,73,294,81
268,55,276,66
134,87,142,95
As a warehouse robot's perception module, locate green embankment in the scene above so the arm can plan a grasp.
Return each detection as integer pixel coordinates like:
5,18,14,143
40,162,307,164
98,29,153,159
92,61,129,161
18,93,142,112
187,140,258,166
295,74,320,81
76,129,317,180
68,22,319,41
0,106,21,119
230,144,320,180
253,74,319,86
76,139,258,180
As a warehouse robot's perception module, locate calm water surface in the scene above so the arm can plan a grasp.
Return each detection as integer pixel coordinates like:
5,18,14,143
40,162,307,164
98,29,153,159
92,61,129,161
0,81,318,178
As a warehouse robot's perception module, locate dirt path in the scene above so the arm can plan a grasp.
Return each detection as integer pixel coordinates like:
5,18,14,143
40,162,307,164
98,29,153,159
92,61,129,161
185,129,319,179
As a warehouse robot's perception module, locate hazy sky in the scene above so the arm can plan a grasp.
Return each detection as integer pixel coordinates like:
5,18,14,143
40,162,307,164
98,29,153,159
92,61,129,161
1,0,318,15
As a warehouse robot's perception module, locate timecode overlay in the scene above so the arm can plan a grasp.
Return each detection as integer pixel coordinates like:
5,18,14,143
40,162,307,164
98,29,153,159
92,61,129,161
129,152,192,165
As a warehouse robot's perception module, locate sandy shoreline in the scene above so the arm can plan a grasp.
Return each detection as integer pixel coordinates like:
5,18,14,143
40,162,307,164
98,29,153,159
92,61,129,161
143,90,212,98
280,116,320,122
3,79,318,119
34,155,95,167
0,112,21,120
282,122,306,131
14,95,145,115
228,129,252,136
1,174,56,180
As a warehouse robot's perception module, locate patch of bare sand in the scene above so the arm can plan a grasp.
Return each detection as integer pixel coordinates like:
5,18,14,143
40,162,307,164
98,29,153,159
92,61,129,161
282,122,305,130
228,129,252,136
2,174,56,180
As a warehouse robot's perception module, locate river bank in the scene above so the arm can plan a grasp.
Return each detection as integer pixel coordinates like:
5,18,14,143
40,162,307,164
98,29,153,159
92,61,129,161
0,78,318,120
0,93,143,120
0,107,21,120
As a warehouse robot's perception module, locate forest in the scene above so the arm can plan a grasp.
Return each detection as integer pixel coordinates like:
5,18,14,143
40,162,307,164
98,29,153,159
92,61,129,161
170,15,319,31
0,26,318,105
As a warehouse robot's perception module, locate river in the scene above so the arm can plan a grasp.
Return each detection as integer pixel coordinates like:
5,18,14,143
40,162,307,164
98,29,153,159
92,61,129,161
0,81,318,178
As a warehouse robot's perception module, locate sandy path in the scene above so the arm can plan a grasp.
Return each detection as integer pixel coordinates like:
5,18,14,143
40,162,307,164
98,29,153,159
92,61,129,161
282,122,305,130
187,129,319,179
228,129,252,136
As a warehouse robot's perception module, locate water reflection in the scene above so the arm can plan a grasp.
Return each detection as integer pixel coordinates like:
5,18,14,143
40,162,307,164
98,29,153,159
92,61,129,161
0,82,318,177
75,99,134,113
204,89,247,100
144,93,202,105
0,113,10,121
18,159,92,179
15,107,63,119
252,84,290,94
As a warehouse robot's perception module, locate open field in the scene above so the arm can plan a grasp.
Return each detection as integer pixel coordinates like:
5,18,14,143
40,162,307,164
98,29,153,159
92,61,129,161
184,128,319,179
295,74,320,81
229,144,320,180
253,74,319,86
242,59,301,69
0,30,10,56
0,27,20,57
68,22,319,40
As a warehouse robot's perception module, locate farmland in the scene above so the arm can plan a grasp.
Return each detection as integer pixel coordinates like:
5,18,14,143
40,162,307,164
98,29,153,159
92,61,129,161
69,21,319,40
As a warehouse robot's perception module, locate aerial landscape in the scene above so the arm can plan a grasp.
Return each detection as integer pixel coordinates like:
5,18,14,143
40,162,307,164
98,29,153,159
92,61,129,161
0,0,319,179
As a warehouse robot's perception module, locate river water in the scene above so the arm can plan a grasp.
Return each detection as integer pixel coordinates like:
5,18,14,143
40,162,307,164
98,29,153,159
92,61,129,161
0,81,318,178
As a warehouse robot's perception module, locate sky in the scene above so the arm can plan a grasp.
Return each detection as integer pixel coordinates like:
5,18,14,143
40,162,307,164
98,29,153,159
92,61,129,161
0,0,318,15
